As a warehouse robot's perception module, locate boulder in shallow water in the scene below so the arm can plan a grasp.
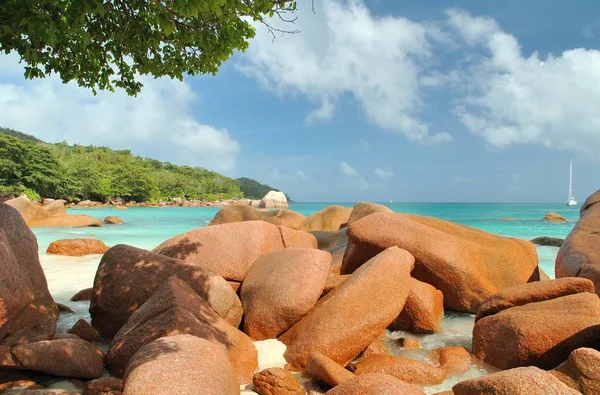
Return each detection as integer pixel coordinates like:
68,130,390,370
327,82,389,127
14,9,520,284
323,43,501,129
341,212,539,313
44,200,67,216
4,195,50,223
531,236,564,247
153,220,284,282
83,377,123,395
103,216,123,225
107,276,256,383
346,202,393,227
11,338,104,379
123,334,239,395
46,239,108,256
70,288,93,302
90,244,242,338
300,205,352,232
475,277,595,321
543,211,568,222
259,190,289,208
551,347,600,394
241,248,331,340
472,292,600,370
0,203,58,346
434,346,472,374
556,190,600,296
388,278,444,333
279,247,414,370
29,215,103,228
252,368,304,395
68,319,101,343
353,354,446,385
452,366,581,395
209,204,306,229
326,373,426,395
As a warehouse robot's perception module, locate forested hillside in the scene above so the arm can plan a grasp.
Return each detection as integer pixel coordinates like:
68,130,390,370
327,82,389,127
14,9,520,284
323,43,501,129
0,129,283,203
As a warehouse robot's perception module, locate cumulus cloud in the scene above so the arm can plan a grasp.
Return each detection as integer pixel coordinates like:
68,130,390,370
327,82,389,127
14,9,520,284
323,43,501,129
0,56,240,172
446,9,600,155
374,167,394,180
340,161,358,177
239,0,452,144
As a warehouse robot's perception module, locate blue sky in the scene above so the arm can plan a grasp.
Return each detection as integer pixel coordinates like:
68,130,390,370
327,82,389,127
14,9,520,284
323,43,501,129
1,0,600,202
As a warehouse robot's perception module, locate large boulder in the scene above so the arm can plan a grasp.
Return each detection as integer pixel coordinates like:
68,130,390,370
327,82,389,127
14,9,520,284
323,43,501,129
472,292,600,370
326,373,425,395
209,205,305,229
259,190,289,208
90,244,242,338
279,247,414,370
29,215,103,228
0,204,58,346
346,202,393,227
388,278,444,333
106,276,257,383
4,195,50,223
353,354,446,385
11,339,104,379
44,200,67,216
475,277,595,321
123,334,239,395
300,206,352,232
341,212,539,312
153,221,284,282
556,190,600,295
452,366,580,395
278,225,317,249
241,248,331,340
46,239,109,256
551,347,600,394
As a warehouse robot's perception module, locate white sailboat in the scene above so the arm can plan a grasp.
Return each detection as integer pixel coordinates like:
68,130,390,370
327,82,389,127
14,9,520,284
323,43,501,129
567,159,577,206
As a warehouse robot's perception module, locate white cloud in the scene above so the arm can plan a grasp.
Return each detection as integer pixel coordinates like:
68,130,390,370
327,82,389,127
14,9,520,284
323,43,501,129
239,0,452,144
0,57,240,172
296,170,308,180
374,167,394,180
446,9,600,155
340,161,358,177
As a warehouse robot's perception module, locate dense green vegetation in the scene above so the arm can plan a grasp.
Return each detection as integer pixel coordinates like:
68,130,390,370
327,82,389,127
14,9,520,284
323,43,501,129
0,130,283,203
236,177,287,200
0,0,297,95
0,127,44,143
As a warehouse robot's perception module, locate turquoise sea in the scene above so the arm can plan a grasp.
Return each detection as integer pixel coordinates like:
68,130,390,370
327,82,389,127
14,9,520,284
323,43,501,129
32,202,580,278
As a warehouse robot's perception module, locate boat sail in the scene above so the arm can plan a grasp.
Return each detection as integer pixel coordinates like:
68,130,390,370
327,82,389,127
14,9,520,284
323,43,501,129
567,159,577,206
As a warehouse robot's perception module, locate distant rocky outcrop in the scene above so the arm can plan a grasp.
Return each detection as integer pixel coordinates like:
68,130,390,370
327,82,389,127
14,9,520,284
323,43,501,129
556,190,600,295
258,190,288,208
543,211,568,222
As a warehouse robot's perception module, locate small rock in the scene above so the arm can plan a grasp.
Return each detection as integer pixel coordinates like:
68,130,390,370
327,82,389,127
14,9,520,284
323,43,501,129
68,319,102,343
542,211,568,222
252,368,304,395
530,236,564,247
56,303,74,313
396,338,420,350
306,352,356,387
83,377,123,395
70,287,93,302
434,346,472,374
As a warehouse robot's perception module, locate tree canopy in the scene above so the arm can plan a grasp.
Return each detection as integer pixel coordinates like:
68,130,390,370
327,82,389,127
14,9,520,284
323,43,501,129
0,0,297,95
0,130,287,203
